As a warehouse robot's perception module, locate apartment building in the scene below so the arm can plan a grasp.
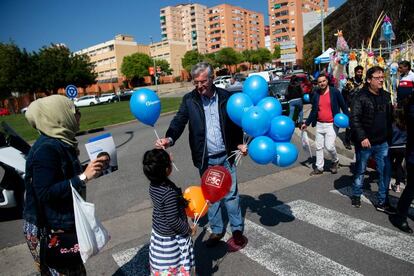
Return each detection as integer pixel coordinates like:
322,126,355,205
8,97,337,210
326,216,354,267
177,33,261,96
160,3,208,54
268,0,329,64
150,40,187,77
75,34,149,91
205,4,265,53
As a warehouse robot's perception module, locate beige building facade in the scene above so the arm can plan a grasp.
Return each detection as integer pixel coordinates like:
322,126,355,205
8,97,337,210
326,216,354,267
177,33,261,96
206,4,265,53
75,34,149,89
150,40,187,77
160,3,208,54
268,0,328,64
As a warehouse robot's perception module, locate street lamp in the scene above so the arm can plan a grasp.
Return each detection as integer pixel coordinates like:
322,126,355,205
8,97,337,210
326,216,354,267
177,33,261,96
149,36,158,92
320,0,325,53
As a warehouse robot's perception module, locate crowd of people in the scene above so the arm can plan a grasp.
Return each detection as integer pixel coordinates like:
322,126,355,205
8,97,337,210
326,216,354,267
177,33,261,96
21,61,413,275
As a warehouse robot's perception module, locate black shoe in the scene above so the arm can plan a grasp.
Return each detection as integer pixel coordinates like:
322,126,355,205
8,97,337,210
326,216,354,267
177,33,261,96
310,168,323,176
351,196,361,208
205,232,225,247
390,215,413,234
232,230,246,246
331,160,339,174
376,203,397,214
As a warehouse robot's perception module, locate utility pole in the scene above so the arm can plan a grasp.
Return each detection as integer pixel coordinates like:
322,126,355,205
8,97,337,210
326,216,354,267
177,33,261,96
149,36,158,92
320,0,325,53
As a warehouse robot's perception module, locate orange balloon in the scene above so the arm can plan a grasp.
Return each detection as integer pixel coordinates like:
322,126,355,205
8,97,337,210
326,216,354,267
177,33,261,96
183,186,208,219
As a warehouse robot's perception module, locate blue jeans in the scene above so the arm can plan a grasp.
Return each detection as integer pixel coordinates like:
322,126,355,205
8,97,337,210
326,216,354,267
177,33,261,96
288,98,303,123
352,142,391,204
200,155,243,234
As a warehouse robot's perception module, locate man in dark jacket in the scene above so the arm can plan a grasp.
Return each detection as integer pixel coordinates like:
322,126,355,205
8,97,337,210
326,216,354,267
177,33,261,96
301,74,349,175
350,66,394,213
342,65,364,149
390,94,414,233
155,62,246,247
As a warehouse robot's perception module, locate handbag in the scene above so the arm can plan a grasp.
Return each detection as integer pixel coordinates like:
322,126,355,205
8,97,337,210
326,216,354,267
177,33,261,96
40,230,82,269
71,184,110,263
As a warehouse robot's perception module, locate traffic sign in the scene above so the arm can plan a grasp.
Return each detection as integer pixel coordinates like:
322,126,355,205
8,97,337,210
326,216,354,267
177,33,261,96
65,85,78,98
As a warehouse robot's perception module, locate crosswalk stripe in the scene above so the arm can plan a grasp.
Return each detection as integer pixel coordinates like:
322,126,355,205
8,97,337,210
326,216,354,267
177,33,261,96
330,187,414,216
231,219,362,276
112,244,149,275
275,200,414,264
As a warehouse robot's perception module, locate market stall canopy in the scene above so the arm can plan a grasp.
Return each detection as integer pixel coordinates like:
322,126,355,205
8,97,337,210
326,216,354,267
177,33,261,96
314,48,335,64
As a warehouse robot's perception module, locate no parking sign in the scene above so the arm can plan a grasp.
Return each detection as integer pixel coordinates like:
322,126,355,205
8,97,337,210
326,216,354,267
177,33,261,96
65,84,78,99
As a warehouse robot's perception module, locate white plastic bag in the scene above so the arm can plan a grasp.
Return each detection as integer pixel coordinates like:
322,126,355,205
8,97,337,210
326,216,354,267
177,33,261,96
301,130,312,158
71,184,110,263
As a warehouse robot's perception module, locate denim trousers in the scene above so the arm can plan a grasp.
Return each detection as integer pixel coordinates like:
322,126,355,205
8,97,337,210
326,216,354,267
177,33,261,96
200,155,243,234
352,142,391,204
288,98,304,123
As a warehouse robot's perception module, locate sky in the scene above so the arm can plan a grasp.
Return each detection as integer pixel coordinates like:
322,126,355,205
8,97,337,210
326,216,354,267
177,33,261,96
1,0,345,52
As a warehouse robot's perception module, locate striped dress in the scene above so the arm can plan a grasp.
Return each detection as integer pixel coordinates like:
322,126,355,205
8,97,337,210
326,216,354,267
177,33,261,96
149,180,195,275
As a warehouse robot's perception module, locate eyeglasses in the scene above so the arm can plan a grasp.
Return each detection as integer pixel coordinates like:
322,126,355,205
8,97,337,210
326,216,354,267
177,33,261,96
371,76,384,81
193,79,210,86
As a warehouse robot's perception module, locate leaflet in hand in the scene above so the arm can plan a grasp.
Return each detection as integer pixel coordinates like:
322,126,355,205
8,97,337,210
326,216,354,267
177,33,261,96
85,133,118,175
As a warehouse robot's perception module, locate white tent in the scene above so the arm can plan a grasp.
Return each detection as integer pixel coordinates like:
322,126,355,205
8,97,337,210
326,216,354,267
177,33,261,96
314,48,335,64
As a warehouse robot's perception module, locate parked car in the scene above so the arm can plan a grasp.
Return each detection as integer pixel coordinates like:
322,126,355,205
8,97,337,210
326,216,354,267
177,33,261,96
74,95,100,107
0,108,10,116
248,71,272,82
226,80,290,115
119,90,134,101
283,73,313,94
99,93,119,103
213,79,229,89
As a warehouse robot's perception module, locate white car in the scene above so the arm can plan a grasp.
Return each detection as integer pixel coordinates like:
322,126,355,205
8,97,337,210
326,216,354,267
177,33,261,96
213,79,229,89
74,95,100,107
99,93,118,103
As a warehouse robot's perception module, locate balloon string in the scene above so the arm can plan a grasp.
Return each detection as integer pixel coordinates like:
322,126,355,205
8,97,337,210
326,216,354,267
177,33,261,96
153,128,179,172
193,201,208,226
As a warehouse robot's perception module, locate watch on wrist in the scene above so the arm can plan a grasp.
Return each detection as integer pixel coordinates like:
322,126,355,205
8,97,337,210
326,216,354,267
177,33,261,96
79,173,88,183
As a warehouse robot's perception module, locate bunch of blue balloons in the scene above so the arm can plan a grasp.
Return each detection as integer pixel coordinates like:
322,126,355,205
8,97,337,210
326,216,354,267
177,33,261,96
227,75,298,167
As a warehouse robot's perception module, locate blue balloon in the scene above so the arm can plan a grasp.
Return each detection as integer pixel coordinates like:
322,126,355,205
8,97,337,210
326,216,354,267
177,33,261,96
303,93,310,103
334,113,349,128
242,75,268,105
249,136,276,165
315,58,321,64
226,93,253,127
129,88,161,127
241,106,271,137
257,97,282,119
269,115,295,142
272,142,298,167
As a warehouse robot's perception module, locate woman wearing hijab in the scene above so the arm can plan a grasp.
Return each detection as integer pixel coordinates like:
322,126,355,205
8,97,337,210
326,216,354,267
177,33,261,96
23,95,107,275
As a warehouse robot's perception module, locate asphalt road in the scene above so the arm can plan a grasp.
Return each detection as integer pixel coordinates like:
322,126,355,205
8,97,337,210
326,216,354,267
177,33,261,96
1,110,414,275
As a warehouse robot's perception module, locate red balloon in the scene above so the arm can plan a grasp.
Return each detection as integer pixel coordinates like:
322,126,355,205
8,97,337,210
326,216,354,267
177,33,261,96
201,165,232,203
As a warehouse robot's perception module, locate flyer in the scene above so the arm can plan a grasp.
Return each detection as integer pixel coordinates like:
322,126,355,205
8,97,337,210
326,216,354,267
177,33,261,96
85,133,118,175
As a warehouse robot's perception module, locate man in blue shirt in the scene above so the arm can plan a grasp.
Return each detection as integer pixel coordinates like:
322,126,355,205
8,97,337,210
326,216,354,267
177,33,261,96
155,62,247,247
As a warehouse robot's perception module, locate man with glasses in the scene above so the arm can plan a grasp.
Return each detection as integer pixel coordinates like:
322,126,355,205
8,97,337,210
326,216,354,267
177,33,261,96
350,66,394,213
397,60,414,107
155,62,247,247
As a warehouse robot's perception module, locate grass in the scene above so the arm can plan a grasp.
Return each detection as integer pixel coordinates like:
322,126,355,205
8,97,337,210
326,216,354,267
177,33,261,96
1,97,182,142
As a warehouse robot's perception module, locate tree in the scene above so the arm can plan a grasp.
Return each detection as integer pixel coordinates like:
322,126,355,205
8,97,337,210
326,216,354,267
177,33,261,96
0,43,21,99
215,48,242,69
273,45,281,59
121,53,152,86
203,53,220,69
155,59,172,75
66,53,97,90
251,48,272,70
181,50,203,72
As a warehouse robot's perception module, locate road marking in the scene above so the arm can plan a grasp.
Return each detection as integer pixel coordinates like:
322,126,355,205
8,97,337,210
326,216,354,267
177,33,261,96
229,219,362,276
112,244,149,275
275,200,414,264
113,220,361,276
330,187,414,216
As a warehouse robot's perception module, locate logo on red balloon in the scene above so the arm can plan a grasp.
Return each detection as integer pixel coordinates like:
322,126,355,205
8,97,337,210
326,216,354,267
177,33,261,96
205,169,225,188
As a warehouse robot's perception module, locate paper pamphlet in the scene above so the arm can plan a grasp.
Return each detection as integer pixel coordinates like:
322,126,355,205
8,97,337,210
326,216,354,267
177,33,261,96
85,133,118,175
